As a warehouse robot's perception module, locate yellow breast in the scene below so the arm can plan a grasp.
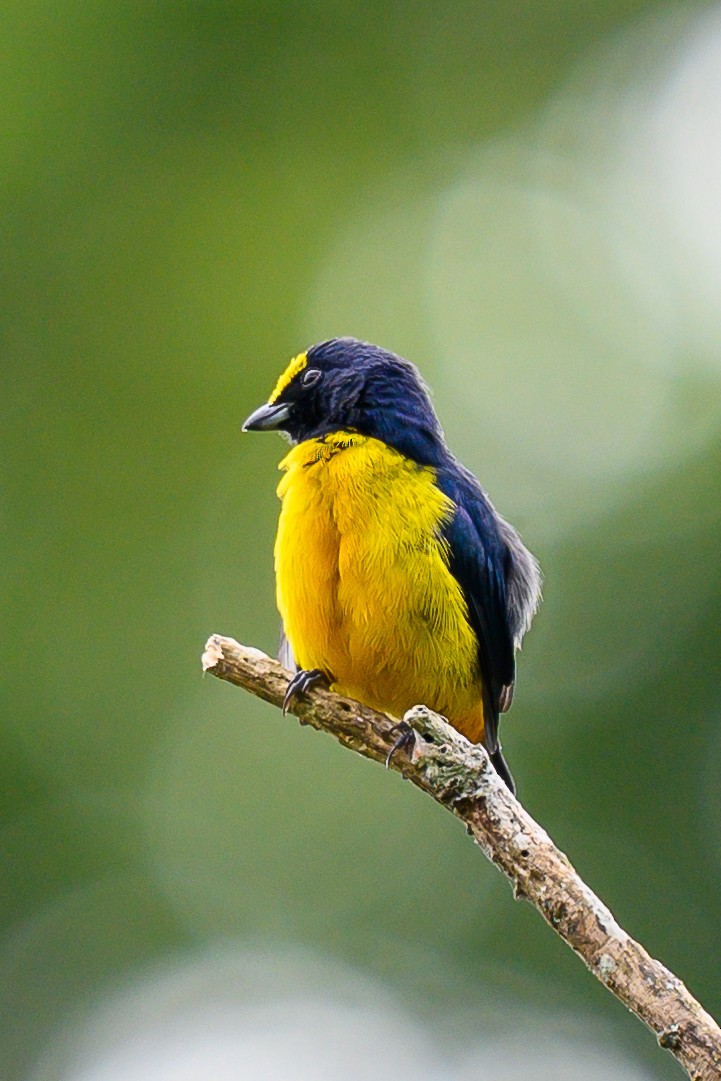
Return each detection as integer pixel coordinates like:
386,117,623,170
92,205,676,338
274,432,486,742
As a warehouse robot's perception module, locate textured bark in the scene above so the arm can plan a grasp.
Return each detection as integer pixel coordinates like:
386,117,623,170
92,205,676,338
203,634,721,1081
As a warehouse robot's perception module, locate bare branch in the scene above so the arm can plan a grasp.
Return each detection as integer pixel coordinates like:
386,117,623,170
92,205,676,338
203,634,721,1081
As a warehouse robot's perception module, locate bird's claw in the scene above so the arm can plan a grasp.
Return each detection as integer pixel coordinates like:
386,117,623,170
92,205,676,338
283,668,329,714
385,721,416,769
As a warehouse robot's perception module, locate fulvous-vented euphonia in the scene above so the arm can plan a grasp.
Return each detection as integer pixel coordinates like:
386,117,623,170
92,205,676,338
243,338,541,791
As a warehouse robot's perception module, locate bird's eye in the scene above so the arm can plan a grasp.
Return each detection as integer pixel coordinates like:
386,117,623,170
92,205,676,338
301,368,322,388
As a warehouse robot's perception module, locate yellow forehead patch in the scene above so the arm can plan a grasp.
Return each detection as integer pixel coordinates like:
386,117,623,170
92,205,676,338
268,351,308,403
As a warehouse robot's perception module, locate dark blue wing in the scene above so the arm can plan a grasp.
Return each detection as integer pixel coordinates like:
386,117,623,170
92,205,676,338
437,465,516,756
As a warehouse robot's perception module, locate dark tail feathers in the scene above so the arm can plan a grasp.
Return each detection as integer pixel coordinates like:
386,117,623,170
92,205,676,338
490,745,516,796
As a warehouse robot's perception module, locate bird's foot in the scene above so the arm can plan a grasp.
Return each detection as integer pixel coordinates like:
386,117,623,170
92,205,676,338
385,721,416,769
283,668,330,715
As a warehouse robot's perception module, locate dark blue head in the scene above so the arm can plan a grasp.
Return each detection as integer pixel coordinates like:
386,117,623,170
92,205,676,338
243,337,448,465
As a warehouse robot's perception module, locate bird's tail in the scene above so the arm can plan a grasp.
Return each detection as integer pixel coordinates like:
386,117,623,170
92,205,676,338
490,745,516,796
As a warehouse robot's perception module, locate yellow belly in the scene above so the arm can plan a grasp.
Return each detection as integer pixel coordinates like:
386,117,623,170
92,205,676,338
274,432,486,743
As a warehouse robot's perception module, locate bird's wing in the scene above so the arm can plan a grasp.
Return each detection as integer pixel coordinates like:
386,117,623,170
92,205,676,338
438,471,516,755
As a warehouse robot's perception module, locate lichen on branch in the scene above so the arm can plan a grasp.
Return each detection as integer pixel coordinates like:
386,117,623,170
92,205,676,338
203,633,721,1081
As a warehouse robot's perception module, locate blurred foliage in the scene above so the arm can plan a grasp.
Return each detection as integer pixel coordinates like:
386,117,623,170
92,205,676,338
3,2,721,1079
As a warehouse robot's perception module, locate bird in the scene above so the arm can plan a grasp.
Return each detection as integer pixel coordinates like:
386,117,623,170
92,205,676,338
242,337,541,792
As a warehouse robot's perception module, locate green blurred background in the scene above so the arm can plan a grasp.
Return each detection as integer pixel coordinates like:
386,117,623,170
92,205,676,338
3,2,721,1078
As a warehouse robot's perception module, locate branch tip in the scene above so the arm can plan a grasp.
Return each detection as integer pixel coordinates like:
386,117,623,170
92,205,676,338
202,633,721,1081
201,634,225,672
